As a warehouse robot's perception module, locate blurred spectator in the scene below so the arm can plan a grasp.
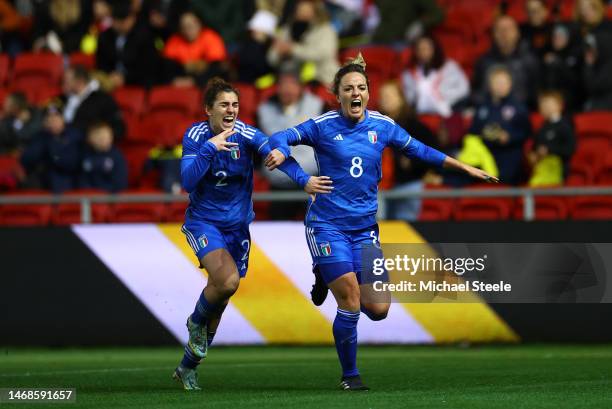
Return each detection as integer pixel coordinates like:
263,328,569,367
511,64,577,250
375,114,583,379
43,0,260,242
163,11,228,87
79,121,127,192
96,1,161,89
32,0,92,54
528,91,575,186
144,0,190,40
0,0,26,55
472,15,540,108
188,0,251,45
258,63,323,219
520,0,552,58
79,0,113,55
540,23,584,111
372,0,444,44
62,65,125,140
236,9,277,85
0,92,43,154
469,66,531,185
268,0,339,85
401,34,470,118
20,100,82,192
574,0,612,37
377,81,439,221
583,32,612,110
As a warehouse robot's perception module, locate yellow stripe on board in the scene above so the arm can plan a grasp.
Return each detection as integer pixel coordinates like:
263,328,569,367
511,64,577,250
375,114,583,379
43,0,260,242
378,221,519,343
158,224,333,344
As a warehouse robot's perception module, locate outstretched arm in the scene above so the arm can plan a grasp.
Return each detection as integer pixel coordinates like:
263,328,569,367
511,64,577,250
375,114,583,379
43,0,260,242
442,156,499,183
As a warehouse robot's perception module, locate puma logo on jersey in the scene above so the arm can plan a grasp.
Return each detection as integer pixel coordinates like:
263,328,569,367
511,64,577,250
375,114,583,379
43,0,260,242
334,134,344,141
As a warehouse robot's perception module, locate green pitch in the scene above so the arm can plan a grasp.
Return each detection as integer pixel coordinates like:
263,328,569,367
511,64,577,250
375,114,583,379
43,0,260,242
1,345,611,409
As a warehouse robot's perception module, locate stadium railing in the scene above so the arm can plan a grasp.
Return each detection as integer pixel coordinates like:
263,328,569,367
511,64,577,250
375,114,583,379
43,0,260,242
1,186,612,222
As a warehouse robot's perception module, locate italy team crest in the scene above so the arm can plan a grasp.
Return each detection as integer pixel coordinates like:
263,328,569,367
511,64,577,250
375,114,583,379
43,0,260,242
198,234,208,248
230,146,240,160
368,131,378,144
320,242,332,256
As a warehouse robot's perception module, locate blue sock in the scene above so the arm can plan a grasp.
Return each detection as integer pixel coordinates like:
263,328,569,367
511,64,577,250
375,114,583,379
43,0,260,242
333,308,360,378
191,291,219,326
180,345,201,369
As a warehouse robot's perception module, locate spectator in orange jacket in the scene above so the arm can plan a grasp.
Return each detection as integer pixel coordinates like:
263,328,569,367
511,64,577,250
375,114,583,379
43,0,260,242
163,11,228,86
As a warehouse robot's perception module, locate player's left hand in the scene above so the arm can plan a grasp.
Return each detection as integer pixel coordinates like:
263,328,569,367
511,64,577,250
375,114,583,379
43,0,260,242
264,149,286,170
305,176,334,198
465,165,500,183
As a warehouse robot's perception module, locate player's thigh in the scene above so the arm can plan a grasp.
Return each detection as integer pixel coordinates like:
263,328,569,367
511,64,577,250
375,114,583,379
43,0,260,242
223,225,251,278
201,248,240,293
350,224,383,283
328,272,361,311
305,225,354,284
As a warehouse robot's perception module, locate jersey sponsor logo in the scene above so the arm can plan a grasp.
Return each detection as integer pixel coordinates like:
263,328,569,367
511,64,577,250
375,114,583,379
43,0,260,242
334,134,344,141
368,131,378,144
230,146,240,160
198,234,209,248
320,242,332,256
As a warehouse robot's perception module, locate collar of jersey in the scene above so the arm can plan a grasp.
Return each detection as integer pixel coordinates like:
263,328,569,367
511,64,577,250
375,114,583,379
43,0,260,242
336,108,370,128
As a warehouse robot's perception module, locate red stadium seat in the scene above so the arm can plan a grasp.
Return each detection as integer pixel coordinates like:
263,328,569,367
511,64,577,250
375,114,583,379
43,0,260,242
148,85,201,119
309,84,338,110
0,53,9,86
11,53,63,89
234,83,257,125
140,114,194,147
572,139,609,175
0,155,23,191
574,111,612,142
164,201,188,222
595,154,612,185
454,198,513,220
418,199,454,221
113,86,146,120
69,52,95,70
0,87,8,110
514,197,569,220
570,196,612,220
122,144,153,187
109,202,166,223
566,162,594,186
0,204,52,226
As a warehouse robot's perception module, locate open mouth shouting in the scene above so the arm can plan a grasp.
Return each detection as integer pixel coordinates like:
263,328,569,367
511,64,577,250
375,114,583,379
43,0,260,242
350,98,362,115
222,115,235,128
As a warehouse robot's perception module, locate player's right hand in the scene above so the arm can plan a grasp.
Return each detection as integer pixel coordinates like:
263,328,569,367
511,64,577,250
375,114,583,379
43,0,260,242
305,176,333,201
209,129,238,151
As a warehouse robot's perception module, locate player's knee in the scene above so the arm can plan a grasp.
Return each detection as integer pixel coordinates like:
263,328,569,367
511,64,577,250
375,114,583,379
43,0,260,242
339,288,361,311
217,275,240,298
362,303,389,321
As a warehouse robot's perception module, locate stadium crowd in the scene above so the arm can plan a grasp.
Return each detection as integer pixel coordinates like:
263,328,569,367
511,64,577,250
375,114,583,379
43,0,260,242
0,0,611,221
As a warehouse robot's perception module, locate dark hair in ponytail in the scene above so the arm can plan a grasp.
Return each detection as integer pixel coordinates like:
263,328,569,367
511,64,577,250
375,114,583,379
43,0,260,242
203,77,239,108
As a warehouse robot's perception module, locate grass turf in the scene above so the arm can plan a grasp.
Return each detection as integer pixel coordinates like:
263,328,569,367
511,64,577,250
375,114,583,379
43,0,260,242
1,345,611,409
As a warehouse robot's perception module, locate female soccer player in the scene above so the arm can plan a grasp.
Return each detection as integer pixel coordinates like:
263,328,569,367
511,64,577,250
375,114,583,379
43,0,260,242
265,55,497,391
174,78,332,390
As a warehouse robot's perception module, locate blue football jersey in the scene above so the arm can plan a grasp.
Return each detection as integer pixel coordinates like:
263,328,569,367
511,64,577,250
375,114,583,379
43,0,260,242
271,110,447,230
181,120,273,228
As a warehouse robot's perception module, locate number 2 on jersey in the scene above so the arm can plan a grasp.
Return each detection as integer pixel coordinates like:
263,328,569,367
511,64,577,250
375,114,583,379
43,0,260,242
215,170,228,187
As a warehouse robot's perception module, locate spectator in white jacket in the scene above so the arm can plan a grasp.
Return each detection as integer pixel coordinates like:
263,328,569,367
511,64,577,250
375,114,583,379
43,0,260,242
401,34,470,117
267,0,340,85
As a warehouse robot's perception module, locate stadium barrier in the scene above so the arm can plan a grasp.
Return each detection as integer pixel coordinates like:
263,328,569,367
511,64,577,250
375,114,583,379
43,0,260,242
2,221,611,346
1,186,612,222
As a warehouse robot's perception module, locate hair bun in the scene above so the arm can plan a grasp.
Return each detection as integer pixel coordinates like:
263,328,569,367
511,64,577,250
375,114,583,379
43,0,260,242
345,52,366,69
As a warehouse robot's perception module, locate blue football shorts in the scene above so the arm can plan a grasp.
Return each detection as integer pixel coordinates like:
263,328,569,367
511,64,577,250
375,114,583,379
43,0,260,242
181,219,251,277
305,223,386,284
